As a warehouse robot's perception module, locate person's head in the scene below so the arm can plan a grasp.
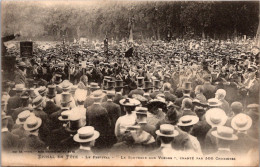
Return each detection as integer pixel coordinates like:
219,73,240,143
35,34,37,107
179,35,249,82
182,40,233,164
215,89,226,100
73,126,99,148
181,98,193,110
163,83,171,92
156,124,179,144
1,112,10,128
124,106,136,114
195,85,204,94
211,126,238,148
231,102,243,115
177,115,199,133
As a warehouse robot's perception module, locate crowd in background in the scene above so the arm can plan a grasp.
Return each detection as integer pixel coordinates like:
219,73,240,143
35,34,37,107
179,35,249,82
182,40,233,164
1,38,259,159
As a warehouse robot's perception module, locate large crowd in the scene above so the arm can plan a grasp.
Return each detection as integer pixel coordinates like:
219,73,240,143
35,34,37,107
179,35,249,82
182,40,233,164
1,38,259,158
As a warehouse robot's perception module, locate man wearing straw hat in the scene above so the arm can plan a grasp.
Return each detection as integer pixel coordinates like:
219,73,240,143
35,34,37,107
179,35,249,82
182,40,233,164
149,124,180,156
21,116,46,151
73,126,100,155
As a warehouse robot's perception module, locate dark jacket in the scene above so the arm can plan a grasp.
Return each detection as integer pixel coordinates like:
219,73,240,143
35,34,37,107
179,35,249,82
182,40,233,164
21,134,46,151
202,82,216,100
2,130,20,152
86,104,112,148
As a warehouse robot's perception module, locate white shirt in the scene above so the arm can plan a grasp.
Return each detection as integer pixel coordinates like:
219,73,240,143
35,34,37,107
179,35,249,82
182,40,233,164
114,113,136,140
79,146,91,151
1,128,8,132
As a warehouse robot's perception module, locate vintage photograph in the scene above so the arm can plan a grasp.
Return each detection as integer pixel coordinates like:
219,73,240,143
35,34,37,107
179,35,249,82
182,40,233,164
1,0,259,166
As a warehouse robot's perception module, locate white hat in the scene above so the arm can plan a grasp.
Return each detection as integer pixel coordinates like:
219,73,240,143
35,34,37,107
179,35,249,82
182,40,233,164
231,113,252,131
24,116,42,131
16,110,35,125
156,124,179,137
207,98,222,107
73,126,100,143
58,110,72,121
211,126,238,140
177,115,199,126
119,98,141,106
205,108,227,127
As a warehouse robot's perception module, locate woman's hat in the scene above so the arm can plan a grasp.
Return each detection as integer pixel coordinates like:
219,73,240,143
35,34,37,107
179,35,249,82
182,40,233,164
211,126,238,140
177,115,199,126
156,124,179,137
24,116,42,131
205,108,227,127
231,113,252,131
73,126,100,143
89,90,106,100
207,98,222,107
119,98,141,107
16,110,34,125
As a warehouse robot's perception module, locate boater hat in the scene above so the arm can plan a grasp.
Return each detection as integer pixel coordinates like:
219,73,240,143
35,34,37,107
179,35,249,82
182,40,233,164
156,124,179,137
73,126,100,143
211,126,238,140
231,113,252,131
205,108,227,127
177,115,199,126
58,110,72,121
24,116,42,131
89,90,106,100
16,110,35,125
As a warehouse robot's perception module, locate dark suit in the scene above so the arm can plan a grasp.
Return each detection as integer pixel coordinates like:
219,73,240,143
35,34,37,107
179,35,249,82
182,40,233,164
43,100,61,115
11,126,29,139
14,69,26,85
128,88,145,98
204,127,218,155
32,109,50,143
101,101,121,145
48,126,70,151
84,96,94,108
86,104,111,148
7,95,21,116
21,134,46,151
202,82,216,100
2,130,20,152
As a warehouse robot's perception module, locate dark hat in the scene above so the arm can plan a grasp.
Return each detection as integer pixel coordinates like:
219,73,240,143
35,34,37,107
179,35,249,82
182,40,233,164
38,86,47,96
153,80,161,89
26,79,35,88
107,81,115,90
183,82,192,91
115,80,124,88
47,85,56,98
137,77,144,87
102,79,109,90
144,81,152,90
65,112,85,133
61,92,71,104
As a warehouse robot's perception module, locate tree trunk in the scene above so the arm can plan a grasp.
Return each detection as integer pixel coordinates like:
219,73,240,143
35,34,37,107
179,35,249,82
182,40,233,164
157,27,160,40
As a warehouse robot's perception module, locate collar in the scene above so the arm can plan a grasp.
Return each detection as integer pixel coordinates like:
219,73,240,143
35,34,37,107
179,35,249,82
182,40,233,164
93,102,101,105
79,146,91,151
164,91,170,93
161,143,172,148
183,94,190,97
107,99,113,102
238,131,247,134
1,128,8,132
116,92,122,95
218,148,230,152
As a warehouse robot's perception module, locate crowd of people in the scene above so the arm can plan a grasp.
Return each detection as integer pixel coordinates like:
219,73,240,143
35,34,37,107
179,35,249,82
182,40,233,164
1,37,259,158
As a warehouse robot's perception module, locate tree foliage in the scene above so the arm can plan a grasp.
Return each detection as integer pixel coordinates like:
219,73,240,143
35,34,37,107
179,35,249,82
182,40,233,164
2,1,259,41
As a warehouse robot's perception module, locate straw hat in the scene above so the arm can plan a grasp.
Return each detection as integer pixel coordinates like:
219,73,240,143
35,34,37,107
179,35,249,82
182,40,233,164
16,110,34,125
211,126,238,140
205,108,227,127
73,126,100,143
156,124,179,137
177,115,199,126
119,98,141,107
24,116,42,131
231,113,252,131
